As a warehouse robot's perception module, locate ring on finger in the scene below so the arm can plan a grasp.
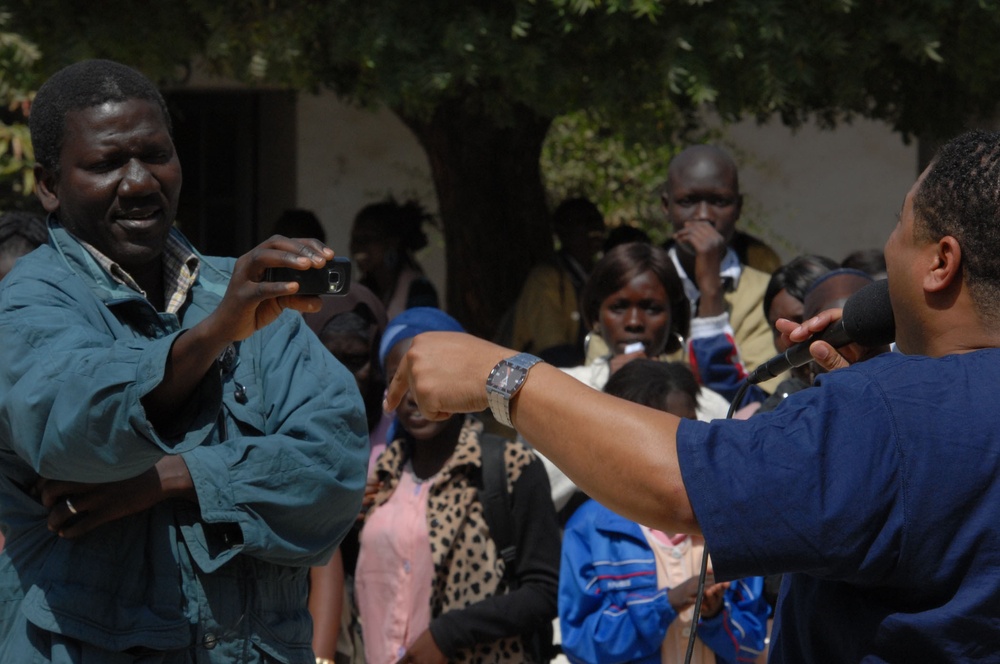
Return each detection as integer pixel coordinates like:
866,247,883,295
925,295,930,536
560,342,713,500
65,497,78,515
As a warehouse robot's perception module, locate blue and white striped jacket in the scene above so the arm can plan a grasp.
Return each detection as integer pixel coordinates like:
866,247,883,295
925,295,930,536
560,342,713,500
559,499,770,664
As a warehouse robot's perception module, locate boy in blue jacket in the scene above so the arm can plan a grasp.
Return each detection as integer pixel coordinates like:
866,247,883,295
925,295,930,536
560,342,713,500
559,361,769,664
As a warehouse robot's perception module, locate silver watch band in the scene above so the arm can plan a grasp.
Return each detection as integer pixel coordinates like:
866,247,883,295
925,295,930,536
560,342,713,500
486,353,542,427
488,387,514,428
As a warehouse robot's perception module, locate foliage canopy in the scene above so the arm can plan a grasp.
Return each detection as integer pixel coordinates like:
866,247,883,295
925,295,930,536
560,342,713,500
0,9,40,206
13,0,1000,139
7,0,1000,331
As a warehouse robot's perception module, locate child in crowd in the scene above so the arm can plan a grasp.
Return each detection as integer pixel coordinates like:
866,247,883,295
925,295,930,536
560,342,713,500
357,307,560,664
560,360,770,664
750,254,840,416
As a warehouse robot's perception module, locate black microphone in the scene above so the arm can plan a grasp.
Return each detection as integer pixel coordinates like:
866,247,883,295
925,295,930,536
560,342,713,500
747,279,895,385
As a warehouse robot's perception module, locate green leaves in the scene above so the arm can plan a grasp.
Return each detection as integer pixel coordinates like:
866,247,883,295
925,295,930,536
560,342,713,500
0,10,40,206
8,0,997,142
6,0,1000,213
542,108,707,243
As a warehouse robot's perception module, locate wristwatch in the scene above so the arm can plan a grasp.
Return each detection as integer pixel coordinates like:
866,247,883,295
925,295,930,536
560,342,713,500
486,353,543,427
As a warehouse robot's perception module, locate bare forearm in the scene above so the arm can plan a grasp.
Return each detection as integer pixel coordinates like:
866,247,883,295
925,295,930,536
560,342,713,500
40,454,197,538
310,549,345,658
510,364,699,534
142,320,229,423
389,332,700,533
157,454,198,503
696,278,725,317
142,236,334,426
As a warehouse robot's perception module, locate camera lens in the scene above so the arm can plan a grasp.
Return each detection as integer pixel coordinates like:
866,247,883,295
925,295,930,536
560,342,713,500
328,270,343,293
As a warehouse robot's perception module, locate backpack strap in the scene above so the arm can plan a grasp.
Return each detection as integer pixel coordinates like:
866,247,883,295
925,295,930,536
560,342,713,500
478,432,557,662
478,432,518,585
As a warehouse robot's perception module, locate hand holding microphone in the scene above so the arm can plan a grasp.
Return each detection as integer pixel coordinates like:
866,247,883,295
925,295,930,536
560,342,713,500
748,280,895,385
776,313,855,374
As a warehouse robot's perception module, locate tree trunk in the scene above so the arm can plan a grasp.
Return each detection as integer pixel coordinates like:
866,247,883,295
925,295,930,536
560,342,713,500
400,99,554,339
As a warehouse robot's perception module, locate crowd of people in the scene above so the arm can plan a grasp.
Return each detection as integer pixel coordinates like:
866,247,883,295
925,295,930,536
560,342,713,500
3,56,995,664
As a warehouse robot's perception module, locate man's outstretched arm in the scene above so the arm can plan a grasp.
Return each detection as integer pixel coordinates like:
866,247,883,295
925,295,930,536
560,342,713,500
385,332,698,534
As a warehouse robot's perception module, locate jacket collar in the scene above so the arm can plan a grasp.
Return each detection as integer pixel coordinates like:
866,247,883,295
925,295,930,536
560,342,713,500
47,219,208,309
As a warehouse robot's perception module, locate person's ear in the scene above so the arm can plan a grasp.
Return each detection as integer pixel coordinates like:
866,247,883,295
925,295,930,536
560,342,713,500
734,193,744,219
925,235,961,293
34,165,60,214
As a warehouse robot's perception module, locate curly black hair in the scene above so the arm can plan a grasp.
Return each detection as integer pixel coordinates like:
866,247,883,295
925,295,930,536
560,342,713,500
762,254,839,320
29,59,172,174
353,198,433,253
0,210,47,257
915,130,1000,319
604,359,701,412
552,197,603,235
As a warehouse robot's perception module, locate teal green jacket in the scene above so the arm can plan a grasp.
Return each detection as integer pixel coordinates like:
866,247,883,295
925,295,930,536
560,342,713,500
0,223,368,663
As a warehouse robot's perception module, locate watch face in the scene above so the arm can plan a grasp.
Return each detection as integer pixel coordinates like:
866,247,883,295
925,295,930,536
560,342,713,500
488,361,527,393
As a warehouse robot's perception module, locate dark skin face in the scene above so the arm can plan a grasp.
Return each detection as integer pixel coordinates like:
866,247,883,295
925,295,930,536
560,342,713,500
663,149,742,245
884,173,928,356
322,325,385,432
766,287,815,384
349,221,391,280
322,330,375,392
658,147,742,318
35,99,181,301
384,338,462,479
597,270,672,358
767,288,804,353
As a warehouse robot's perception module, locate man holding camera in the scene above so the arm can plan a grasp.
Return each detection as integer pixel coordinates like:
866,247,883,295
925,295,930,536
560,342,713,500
0,59,367,662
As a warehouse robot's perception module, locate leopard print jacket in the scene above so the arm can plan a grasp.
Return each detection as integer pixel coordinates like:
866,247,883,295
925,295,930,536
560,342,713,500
369,416,541,663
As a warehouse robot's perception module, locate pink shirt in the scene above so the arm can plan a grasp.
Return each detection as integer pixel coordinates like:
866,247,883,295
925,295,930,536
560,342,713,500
641,528,715,664
356,465,435,664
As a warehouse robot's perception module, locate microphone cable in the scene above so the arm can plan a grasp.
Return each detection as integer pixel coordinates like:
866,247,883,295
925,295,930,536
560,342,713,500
682,378,755,664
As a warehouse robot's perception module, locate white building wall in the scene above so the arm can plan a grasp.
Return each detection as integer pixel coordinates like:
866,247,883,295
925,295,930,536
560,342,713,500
294,91,920,297
723,117,919,264
295,92,447,300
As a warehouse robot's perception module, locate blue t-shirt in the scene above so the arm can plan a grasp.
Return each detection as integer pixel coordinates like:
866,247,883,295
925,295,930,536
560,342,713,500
677,349,1000,663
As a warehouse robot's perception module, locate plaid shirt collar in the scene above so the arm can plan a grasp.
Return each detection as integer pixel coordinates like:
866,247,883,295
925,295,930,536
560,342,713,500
79,232,200,314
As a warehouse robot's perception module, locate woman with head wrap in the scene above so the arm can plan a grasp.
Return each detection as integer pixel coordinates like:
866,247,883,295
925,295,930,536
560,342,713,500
356,307,560,664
